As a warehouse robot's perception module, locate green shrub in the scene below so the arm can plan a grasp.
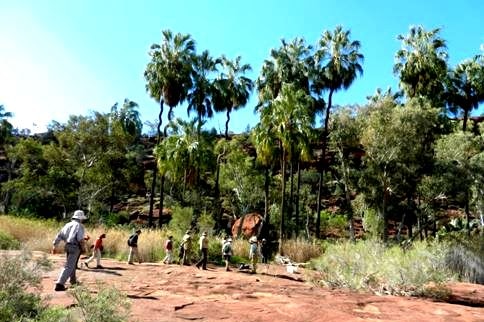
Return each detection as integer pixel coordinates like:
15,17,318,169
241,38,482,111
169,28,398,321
168,206,193,236
0,251,67,321
310,240,453,297
69,282,131,322
0,230,21,250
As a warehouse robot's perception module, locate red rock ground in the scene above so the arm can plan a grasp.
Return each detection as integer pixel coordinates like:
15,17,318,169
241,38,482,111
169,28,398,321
38,253,484,322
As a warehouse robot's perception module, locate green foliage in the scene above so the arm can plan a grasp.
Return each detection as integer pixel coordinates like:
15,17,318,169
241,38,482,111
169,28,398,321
362,208,384,239
168,206,194,235
0,251,62,321
69,283,131,322
310,240,453,297
0,230,21,250
197,211,215,235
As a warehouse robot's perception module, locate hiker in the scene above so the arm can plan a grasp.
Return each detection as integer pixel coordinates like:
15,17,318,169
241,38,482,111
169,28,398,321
51,210,87,291
127,229,142,265
249,236,258,274
195,232,209,270
260,238,270,264
84,233,106,269
222,237,233,271
180,230,192,265
162,235,174,264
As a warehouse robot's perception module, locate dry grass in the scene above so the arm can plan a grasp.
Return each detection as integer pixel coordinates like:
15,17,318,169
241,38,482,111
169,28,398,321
282,238,323,263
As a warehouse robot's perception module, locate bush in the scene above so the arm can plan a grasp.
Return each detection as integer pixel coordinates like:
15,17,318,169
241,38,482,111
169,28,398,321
0,230,21,250
69,283,131,322
168,206,193,236
310,240,453,297
0,250,66,321
281,238,323,263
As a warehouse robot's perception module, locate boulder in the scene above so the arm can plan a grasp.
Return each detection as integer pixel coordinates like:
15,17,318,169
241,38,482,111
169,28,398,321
231,213,263,238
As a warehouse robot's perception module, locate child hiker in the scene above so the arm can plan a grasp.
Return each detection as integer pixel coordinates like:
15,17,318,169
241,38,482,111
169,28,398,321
162,235,174,264
249,236,258,274
84,233,106,269
222,237,233,271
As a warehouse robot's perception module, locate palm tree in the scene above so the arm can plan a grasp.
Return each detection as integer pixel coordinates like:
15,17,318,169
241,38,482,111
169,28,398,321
213,56,253,139
110,99,142,141
187,50,219,137
256,37,314,113
394,25,448,107
144,29,196,227
251,122,279,238
448,56,484,131
312,25,364,238
261,84,314,253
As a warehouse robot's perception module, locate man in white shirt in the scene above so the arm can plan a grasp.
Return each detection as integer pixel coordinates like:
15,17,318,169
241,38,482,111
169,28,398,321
52,210,87,291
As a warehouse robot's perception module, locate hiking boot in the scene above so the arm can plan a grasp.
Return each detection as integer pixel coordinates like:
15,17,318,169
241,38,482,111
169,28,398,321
54,284,66,292
128,262,134,265
95,265,103,269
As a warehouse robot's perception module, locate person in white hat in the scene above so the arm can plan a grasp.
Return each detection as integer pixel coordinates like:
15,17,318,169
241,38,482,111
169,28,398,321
52,210,87,291
249,236,258,274
195,231,209,270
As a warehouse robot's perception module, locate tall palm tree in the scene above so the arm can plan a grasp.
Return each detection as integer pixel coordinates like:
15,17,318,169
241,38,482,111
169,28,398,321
187,50,219,137
448,56,484,131
251,122,279,238
144,29,196,227
256,37,314,113
394,25,448,107
261,84,314,253
213,56,253,139
312,25,364,238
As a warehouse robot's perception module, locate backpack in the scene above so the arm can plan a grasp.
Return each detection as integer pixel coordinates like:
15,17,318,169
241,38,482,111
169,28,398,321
222,242,231,254
127,234,136,247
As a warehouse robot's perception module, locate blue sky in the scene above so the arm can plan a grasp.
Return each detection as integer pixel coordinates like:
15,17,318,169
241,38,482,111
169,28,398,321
0,0,483,134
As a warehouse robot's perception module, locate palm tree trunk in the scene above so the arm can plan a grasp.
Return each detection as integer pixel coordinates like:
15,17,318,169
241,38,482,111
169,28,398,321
158,175,165,227
225,109,231,139
465,189,471,236
463,108,469,132
148,99,164,227
258,166,270,238
289,158,294,237
279,150,286,255
295,160,301,238
316,88,334,239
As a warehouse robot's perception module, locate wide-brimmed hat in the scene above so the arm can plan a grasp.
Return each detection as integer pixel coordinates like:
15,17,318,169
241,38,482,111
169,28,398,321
249,236,258,243
72,210,87,220
227,238,232,242
202,232,207,236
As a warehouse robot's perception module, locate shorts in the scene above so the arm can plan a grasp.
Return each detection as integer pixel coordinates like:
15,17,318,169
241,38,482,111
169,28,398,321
223,255,231,260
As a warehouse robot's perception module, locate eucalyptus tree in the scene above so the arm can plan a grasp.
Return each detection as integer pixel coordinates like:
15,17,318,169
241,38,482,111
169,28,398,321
447,55,484,131
144,29,196,226
329,106,363,241
260,84,314,252
434,132,484,235
394,25,448,107
212,56,253,139
312,25,364,238
359,98,439,241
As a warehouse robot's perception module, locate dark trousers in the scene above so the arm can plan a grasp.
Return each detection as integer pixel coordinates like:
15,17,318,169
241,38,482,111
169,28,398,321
196,248,208,269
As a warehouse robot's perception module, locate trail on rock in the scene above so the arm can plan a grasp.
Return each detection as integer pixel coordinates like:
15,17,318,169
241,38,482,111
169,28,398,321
41,253,484,322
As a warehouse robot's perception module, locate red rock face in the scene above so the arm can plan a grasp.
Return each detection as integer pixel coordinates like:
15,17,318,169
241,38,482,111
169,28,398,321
231,213,262,238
